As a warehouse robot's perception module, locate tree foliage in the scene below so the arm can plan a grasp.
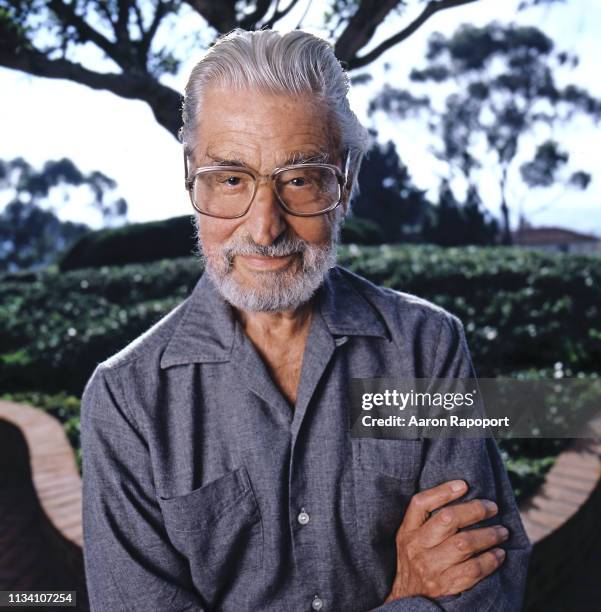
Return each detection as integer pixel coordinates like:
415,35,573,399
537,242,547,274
0,200,88,272
0,0,480,137
347,134,499,245
351,137,430,242
369,22,600,243
422,181,498,245
0,157,126,271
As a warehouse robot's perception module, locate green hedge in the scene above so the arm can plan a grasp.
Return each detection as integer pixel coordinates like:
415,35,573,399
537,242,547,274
0,258,197,394
1,245,599,396
58,216,199,271
341,245,600,376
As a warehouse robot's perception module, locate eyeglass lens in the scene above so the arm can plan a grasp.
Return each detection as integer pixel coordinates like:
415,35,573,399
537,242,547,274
192,166,340,216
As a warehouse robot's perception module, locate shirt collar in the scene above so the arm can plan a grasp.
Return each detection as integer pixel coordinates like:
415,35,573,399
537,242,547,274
160,272,235,368
318,266,389,340
160,265,389,369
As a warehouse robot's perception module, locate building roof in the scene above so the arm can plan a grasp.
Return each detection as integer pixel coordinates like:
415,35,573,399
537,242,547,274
513,226,601,246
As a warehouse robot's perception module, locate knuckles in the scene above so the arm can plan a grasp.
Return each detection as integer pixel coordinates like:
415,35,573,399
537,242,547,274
438,508,454,525
423,578,441,598
465,559,483,581
410,492,427,511
454,533,471,553
412,552,429,578
403,537,420,559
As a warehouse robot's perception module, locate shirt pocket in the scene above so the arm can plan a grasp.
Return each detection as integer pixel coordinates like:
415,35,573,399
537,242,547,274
351,439,422,558
157,465,263,580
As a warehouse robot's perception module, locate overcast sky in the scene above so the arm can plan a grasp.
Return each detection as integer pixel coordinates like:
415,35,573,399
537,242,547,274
1,0,600,235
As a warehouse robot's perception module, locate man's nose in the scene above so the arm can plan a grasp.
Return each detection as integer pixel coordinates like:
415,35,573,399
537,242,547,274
244,181,287,246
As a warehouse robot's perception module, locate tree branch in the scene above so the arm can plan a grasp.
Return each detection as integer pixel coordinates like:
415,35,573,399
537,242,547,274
239,0,273,29
334,0,402,66
95,2,117,32
140,0,172,58
132,2,146,38
295,0,313,29
182,0,239,33
116,0,131,45
0,45,182,137
263,0,301,29
343,0,480,70
47,0,126,67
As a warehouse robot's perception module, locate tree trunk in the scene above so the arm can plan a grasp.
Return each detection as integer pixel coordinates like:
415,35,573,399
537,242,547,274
500,166,512,245
501,198,512,245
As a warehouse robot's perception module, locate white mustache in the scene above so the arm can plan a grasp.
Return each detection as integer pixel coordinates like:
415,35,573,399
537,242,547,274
223,236,307,263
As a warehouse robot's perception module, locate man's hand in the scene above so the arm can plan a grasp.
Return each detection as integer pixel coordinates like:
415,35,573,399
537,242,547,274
384,480,509,602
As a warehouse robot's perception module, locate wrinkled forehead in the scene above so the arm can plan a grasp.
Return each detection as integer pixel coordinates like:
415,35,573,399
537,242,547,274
190,84,342,168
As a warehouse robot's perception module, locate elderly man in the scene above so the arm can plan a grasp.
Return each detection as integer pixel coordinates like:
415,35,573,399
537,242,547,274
81,29,531,612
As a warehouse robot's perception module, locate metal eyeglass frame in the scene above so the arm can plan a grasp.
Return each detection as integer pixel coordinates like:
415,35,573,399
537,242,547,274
183,150,351,219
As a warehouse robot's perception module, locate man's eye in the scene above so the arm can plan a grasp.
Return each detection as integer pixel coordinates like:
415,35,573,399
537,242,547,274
289,177,309,187
220,176,241,186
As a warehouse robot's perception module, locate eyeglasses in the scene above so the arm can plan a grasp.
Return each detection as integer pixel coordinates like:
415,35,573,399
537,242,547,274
184,151,350,219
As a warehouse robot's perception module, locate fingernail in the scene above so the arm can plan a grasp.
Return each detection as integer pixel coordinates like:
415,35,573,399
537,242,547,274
451,480,466,492
494,548,506,560
484,500,498,513
497,526,509,539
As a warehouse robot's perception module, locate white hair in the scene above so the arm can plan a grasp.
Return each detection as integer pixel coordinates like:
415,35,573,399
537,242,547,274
181,28,371,202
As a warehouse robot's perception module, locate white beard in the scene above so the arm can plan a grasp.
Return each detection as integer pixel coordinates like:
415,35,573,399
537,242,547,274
196,222,341,313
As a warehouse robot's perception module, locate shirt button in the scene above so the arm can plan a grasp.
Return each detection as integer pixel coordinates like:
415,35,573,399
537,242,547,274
297,508,310,525
311,595,323,610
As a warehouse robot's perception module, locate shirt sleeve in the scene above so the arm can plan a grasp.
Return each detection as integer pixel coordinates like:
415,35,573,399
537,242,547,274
426,314,532,610
370,313,532,612
81,364,206,612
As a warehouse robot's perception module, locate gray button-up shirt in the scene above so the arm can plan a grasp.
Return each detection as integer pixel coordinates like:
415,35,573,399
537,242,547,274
81,266,532,612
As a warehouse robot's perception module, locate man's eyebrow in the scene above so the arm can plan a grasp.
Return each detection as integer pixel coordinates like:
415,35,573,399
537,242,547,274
203,150,332,168
285,150,331,165
205,153,247,167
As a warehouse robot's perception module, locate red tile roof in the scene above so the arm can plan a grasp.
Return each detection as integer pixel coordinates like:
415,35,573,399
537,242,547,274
513,227,601,246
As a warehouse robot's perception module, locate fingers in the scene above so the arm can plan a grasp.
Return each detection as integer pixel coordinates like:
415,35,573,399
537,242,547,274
427,525,510,573
401,480,468,531
438,547,506,596
420,498,499,548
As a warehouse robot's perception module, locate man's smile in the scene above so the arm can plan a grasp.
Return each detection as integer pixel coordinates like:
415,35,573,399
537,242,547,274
235,253,297,272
